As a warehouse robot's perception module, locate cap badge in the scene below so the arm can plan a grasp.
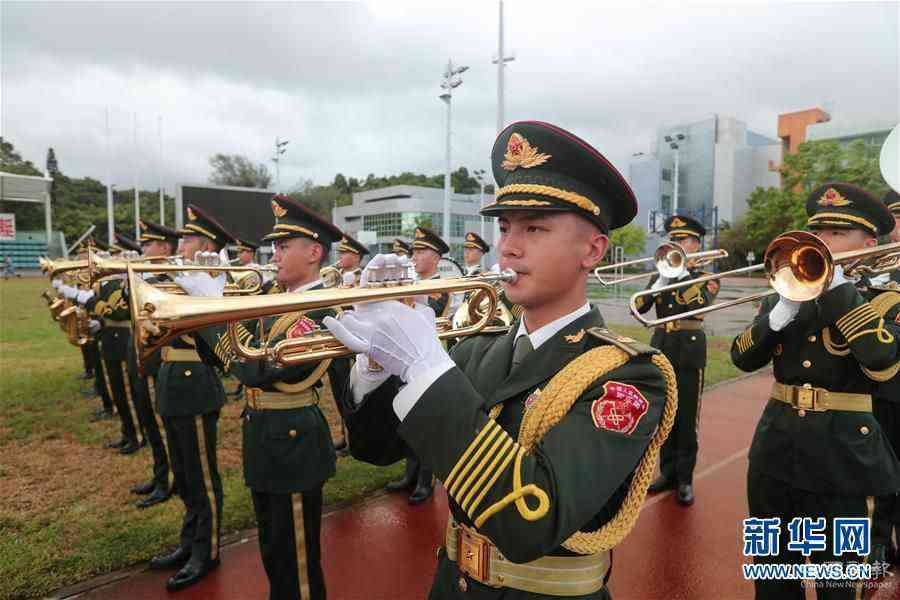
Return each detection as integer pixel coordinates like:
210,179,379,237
271,200,287,218
501,133,551,172
670,217,686,228
186,207,197,221
415,229,426,239
818,188,851,207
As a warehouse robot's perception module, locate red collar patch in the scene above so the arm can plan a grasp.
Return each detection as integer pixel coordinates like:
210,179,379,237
591,381,649,435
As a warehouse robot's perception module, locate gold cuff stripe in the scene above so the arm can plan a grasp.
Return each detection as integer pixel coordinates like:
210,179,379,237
840,314,881,339
474,447,550,529
183,223,218,240
452,429,512,504
836,302,878,328
863,361,900,382
496,183,601,217
444,420,500,492
838,309,880,335
736,329,753,353
447,423,504,498
458,435,517,512
464,438,518,518
807,213,877,234
846,319,894,344
274,224,319,239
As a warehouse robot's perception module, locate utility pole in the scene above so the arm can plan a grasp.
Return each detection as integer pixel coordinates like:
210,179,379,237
273,137,289,192
106,107,114,245
439,60,468,247
493,0,515,133
133,112,140,240
159,116,165,225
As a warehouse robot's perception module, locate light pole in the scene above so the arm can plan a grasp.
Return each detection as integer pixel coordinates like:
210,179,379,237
440,60,468,248
664,133,685,214
474,169,487,240
493,0,515,133
273,137,289,192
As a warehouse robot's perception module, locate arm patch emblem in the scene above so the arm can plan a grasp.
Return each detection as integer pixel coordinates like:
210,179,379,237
590,381,649,435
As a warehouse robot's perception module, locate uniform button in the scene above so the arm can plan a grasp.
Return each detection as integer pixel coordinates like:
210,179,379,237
808,335,817,342
798,409,807,417
184,370,192,376
691,335,697,341
458,577,468,592
668,304,673,309
802,360,811,368
289,429,297,438
860,426,870,435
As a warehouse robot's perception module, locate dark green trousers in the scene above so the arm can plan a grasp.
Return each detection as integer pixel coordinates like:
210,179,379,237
100,348,138,443
873,398,900,550
747,468,868,600
126,350,170,488
92,341,113,413
252,487,325,600
659,367,703,484
164,412,222,563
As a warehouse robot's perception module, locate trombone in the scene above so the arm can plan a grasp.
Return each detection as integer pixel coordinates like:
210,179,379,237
594,243,728,285
629,230,900,327
127,264,517,371
39,257,91,283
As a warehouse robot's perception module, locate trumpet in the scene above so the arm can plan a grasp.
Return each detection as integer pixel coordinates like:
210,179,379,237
89,253,272,296
629,230,900,327
39,257,91,283
128,264,517,370
319,262,342,288
594,243,728,285
58,304,93,346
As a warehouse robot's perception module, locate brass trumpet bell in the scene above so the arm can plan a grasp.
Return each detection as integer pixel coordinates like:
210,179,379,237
594,244,727,286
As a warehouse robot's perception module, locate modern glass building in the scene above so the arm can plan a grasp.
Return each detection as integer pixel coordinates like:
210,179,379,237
332,185,497,265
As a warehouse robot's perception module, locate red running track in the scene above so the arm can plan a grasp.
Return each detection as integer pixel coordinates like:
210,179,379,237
71,372,900,599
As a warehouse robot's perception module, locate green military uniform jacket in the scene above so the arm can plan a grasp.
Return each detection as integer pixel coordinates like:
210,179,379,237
342,307,669,567
87,278,131,360
634,269,718,369
426,272,451,318
870,271,900,403
731,281,900,496
197,282,350,494
156,334,226,418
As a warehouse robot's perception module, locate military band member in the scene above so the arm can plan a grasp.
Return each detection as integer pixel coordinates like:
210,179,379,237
73,237,114,419
731,183,900,599
393,238,411,258
188,195,350,600
635,214,718,506
381,225,453,505
126,220,179,509
234,238,258,266
870,189,900,564
148,205,233,591
463,232,489,275
84,232,143,454
231,238,264,291
327,121,677,599
336,234,370,287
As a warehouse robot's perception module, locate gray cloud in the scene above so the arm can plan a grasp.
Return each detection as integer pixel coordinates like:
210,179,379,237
2,1,897,198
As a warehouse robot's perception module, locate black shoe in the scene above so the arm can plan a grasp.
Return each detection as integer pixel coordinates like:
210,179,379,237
119,440,140,455
91,409,114,422
79,372,93,380
137,486,172,509
130,480,156,495
166,558,218,591
647,475,676,494
150,547,191,571
677,483,695,506
409,469,434,505
386,459,418,492
105,438,126,449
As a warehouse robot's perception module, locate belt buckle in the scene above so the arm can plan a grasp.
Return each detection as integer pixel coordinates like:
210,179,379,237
793,386,818,411
457,527,492,584
246,388,260,410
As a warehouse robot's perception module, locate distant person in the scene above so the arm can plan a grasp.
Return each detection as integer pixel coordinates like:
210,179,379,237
2,255,19,279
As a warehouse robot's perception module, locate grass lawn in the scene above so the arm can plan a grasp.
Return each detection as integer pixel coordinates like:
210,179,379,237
0,278,744,599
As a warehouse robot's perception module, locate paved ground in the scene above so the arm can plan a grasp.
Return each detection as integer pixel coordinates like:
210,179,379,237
62,371,900,600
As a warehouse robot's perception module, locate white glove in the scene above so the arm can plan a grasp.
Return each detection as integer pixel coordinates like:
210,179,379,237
62,285,79,299
827,264,850,291
651,276,671,291
359,253,413,288
349,353,392,405
323,300,452,383
769,297,801,331
342,271,357,287
87,319,102,334
76,289,94,305
51,279,61,289
174,272,226,297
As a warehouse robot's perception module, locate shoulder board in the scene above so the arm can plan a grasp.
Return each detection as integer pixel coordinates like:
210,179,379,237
869,290,900,317
586,327,658,357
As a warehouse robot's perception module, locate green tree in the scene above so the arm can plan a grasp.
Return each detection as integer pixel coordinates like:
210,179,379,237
781,139,888,197
208,153,272,188
608,223,646,256
0,137,42,176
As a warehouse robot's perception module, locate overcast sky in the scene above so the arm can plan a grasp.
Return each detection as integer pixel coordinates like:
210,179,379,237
2,1,897,194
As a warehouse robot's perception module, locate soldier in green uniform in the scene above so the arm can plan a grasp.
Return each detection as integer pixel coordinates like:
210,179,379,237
147,205,233,591
126,220,180,509
85,232,143,454
393,238,411,258
326,121,678,599
381,225,452,505
336,234,370,287
870,189,900,564
185,195,350,600
463,232,489,276
731,183,900,599
635,214,719,506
